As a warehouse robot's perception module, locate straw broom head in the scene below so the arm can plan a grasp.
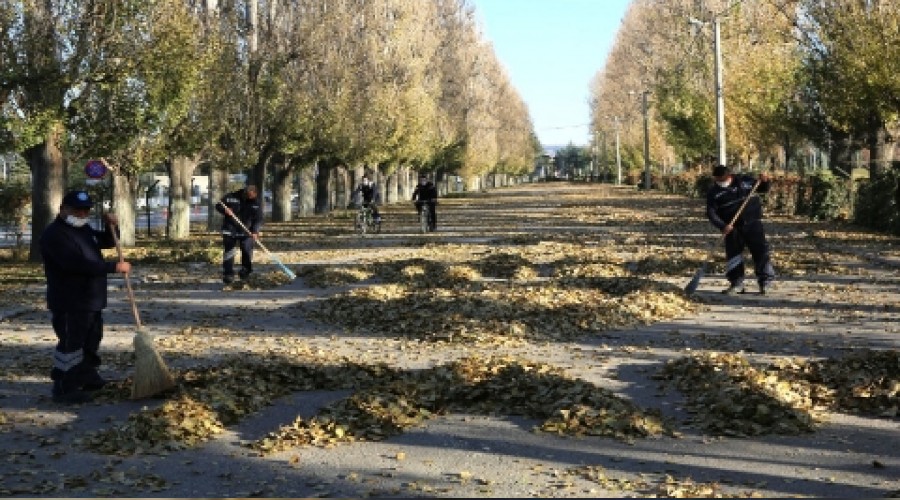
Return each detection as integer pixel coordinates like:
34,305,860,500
131,329,176,399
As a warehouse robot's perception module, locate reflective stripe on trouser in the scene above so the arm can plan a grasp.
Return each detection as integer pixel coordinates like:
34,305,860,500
724,220,775,286
50,311,103,391
222,235,254,276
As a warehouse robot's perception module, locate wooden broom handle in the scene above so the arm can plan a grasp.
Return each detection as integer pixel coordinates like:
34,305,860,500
110,224,142,328
216,201,273,255
722,179,762,236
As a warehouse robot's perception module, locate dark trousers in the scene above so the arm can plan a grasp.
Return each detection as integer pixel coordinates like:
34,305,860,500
724,219,775,286
415,201,437,229
50,311,103,391
223,235,254,277
363,202,380,219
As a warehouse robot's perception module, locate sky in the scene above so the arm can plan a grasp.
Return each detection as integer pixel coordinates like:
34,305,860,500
471,0,632,149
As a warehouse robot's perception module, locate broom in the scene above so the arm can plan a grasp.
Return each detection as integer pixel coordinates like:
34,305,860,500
216,201,297,279
110,224,176,398
684,179,761,295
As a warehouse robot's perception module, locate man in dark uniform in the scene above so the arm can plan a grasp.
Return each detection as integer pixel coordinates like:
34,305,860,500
215,184,262,283
40,190,132,404
353,173,381,223
706,165,775,295
411,173,438,231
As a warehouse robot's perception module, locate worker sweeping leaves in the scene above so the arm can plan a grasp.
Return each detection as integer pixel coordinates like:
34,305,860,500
216,184,263,284
706,165,775,295
40,190,132,404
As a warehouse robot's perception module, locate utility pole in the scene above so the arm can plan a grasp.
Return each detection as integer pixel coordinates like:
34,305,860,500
614,117,622,186
641,90,651,190
713,17,725,166
601,130,608,183
690,12,730,167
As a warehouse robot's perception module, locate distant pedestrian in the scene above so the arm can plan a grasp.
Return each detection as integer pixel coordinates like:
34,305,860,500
706,165,775,295
216,184,262,283
40,190,132,404
412,174,438,231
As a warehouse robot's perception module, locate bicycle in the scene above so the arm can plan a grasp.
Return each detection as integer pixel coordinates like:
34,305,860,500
354,204,381,235
416,200,436,233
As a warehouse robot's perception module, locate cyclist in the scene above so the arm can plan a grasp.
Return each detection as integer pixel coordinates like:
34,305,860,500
411,173,438,231
353,173,382,224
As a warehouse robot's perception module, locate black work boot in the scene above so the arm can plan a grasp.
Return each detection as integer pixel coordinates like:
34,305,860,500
52,380,94,405
81,370,107,391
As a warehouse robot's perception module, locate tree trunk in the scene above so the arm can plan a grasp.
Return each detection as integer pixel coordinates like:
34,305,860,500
828,133,853,175
272,155,293,222
207,166,228,230
386,171,398,204
167,156,196,240
348,165,363,205
112,172,137,246
314,161,334,214
250,153,269,215
400,166,413,201
336,166,351,210
297,163,316,216
868,123,891,178
26,132,67,262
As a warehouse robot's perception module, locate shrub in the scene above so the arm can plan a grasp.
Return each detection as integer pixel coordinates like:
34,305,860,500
0,181,31,258
797,171,850,221
854,170,900,235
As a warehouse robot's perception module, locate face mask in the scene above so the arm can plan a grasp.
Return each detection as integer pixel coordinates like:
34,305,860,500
716,179,731,188
65,215,90,228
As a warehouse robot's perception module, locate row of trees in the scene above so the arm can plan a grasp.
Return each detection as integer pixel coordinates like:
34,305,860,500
590,0,900,179
1,0,539,260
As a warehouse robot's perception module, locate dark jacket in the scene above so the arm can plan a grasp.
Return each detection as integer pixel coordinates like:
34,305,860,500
40,218,117,312
355,183,378,204
412,181,438,202
706,174,770,230
217,189,263,236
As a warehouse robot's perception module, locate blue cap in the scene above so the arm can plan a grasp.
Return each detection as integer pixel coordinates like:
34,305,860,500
62,190,93,208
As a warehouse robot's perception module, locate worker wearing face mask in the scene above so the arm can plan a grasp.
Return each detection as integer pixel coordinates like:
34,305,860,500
40,190,131,404
706,165,775,295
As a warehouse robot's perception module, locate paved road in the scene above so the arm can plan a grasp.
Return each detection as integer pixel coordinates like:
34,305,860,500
0,183,897,498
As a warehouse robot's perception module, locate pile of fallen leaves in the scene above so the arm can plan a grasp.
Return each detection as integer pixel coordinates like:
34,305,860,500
82,358,398,455
657,352,821,436
124,236,221,264
308,275,696,344
448,356,670,440
74,354,666,456
659,349,900,436
251,356,669,454
771,349,899,418
568,466,763,498
296,265,373,287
